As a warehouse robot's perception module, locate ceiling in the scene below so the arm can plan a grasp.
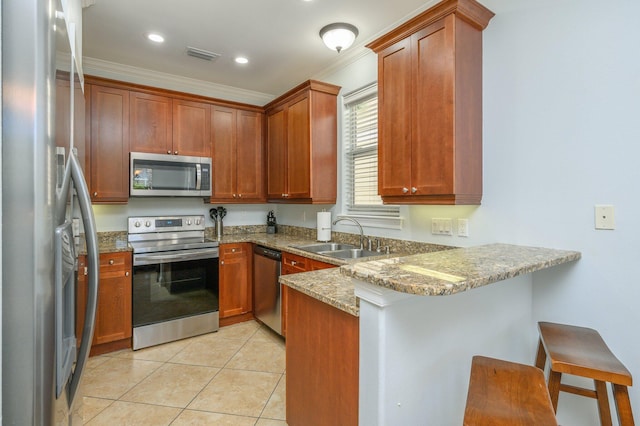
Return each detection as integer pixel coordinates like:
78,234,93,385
82,0,437,99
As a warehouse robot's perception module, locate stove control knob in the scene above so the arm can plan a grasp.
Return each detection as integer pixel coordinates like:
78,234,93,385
186,219,192,226
145,221,151,227
134,221,141,228
195,218,201,225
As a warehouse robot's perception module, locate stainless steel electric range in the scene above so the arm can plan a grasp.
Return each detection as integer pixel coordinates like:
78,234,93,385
127,215,219,350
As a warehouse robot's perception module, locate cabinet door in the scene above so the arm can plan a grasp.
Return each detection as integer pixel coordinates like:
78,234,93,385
377,37,413,198
93,253,132,345
267,107,287,200
90,85,130,202
235,110,264,201
211,106,237,200
411,18,454,196
129,91,172,155
287,96,311,199
219,243,251,318
172,99,211,157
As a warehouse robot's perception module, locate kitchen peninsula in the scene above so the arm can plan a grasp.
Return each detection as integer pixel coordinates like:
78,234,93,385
280,243,581,426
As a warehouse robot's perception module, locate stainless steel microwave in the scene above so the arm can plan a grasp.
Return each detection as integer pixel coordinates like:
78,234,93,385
130,152,212,197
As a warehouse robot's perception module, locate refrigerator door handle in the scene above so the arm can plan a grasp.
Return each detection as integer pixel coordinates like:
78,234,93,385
66,152,99,406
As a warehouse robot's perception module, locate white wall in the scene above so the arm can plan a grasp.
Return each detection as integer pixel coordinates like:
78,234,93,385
282,0,640,424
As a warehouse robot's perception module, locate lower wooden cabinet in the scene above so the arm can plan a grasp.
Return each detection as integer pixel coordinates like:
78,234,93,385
281,252,337,337
77,251,132,356
219,243,252,323
286,287,359,426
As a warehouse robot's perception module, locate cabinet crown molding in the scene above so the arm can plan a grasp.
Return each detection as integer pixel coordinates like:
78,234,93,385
366,0,495,53
264,79,341,112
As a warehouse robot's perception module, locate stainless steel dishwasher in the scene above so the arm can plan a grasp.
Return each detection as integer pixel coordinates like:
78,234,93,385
253,245,282,335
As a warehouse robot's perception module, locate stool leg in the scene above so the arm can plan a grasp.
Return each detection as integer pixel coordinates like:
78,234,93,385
612,384,635,426
594,380,613,426
535,339,547,370
548,370,562,412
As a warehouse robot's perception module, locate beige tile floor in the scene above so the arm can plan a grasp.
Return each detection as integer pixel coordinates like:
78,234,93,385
82,321,288,425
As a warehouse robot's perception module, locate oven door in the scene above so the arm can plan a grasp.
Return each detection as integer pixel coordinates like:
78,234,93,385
132,247,219,328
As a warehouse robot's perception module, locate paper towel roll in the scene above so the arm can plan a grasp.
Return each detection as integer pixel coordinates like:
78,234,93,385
317,212,332,241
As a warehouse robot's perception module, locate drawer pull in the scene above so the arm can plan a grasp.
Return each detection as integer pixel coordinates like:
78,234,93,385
109,259,114,265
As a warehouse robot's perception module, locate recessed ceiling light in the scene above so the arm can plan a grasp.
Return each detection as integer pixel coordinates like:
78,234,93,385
235,57,249,64
147,33,164,43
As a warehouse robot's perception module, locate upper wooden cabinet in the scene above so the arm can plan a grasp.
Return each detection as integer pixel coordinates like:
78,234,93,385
265,80,340,204
129,91,173,155
211,105,264,203
88,84,130,203
172,99,211,157
368,0,494,205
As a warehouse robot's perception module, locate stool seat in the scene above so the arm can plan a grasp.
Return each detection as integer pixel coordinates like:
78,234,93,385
464,355,558,426
536,321,635,426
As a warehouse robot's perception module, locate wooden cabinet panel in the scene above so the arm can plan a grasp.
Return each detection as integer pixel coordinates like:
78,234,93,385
235,110,264,201
172,99,211,157
286,96,311,199
265,80,339,204
310,259,335,271
129,91,172,155
378,37,413,198
368,0,493,205
89,85,130,203
286,288,359,426
211,106,264,203
219,243,252,318
76,252,132,355
211,106,236,200
266,108,287,200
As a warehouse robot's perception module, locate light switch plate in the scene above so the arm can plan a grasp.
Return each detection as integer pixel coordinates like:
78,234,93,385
595,205,615,230
432,218,453,236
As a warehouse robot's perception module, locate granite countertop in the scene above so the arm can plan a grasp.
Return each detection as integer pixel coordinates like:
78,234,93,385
281,243,581,317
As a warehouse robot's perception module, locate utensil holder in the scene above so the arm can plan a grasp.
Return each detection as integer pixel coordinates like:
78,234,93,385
216,218,223,240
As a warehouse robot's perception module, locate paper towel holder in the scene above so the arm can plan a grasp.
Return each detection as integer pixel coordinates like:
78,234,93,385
317,211,332,242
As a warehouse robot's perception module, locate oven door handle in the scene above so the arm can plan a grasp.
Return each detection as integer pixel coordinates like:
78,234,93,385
133,247,219,266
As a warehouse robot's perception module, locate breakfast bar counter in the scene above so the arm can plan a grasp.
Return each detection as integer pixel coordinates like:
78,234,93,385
280,243,581,426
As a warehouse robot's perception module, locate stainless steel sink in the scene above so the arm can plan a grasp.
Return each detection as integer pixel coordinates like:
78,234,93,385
324,248,381,259
293,243,382,259
293,242,357,253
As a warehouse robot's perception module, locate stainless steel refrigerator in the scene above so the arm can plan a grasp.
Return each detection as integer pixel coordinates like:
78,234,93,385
2,0,99,423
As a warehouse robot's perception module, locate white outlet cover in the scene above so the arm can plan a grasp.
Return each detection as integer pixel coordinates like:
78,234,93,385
457,218,469,237
595,205,615,230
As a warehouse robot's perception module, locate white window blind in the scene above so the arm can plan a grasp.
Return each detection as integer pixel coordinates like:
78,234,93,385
343,83,400,219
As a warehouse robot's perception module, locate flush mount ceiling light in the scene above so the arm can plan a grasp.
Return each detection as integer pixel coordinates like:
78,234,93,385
235,57,249,64
319,22,358,53
146,33,164,43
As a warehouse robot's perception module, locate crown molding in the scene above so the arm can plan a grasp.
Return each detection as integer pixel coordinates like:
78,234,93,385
82,56,276,106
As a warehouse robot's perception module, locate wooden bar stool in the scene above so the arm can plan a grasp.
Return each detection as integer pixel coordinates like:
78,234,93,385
463,355,558,425
535,321,635,426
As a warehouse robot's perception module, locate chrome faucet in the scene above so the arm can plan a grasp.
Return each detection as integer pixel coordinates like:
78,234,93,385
332,217,365,249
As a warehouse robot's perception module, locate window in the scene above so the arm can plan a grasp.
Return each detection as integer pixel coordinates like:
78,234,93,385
343,83,401,227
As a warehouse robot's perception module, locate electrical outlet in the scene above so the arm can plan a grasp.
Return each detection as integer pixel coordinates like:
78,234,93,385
457,218,469,237
431,218,453,236
595,205,615,230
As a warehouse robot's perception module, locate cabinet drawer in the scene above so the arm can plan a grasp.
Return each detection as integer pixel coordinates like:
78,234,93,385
99,252,131,272
282,252,309,274
221,243,246,257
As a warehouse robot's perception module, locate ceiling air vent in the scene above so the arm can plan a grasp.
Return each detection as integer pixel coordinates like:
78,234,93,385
186,46,221,61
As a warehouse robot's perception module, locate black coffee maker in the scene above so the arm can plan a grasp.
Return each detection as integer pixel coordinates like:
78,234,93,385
267,210,277,234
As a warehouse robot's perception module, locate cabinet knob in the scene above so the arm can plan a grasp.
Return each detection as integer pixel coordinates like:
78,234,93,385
402,187,409,194
174,151,178,155
232,248,236,252
167,150,171,154
109,259,114,265
125,271,130,277
93,192,98,197
233,194,236,198
220,260,225,265
238,194,242,198
411,187,417,194
291,260,297,266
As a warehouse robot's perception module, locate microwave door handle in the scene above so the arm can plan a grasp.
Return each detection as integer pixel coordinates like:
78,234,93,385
195,163,202,191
